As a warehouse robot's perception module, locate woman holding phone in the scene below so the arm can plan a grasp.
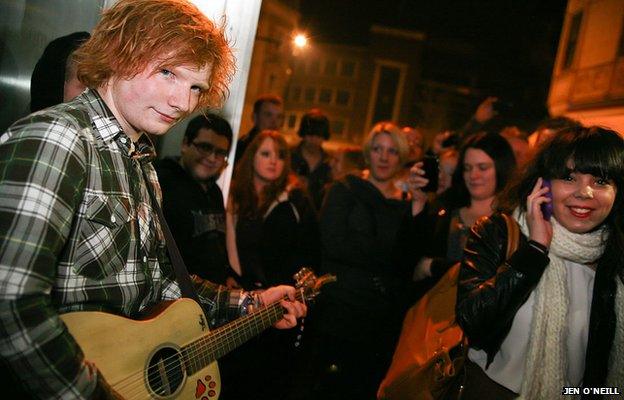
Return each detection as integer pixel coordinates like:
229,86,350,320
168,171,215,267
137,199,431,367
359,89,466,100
455,126,624,398
413,132,517,281
305,121,431,399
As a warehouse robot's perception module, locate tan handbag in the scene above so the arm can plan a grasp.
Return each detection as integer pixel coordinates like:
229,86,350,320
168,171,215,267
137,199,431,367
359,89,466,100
378,214,520,400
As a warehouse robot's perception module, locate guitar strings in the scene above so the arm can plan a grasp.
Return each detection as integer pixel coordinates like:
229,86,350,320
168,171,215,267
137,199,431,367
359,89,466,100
113,307,282,395
114,304,282,400
116,301,286,399
109,290,303,398
184,287,306,369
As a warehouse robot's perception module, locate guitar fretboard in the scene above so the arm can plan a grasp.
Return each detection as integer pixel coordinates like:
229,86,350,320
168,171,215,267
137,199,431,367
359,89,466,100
181,291,303,375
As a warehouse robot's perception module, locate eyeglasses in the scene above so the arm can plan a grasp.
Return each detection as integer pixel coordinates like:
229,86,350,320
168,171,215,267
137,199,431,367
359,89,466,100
191,141,229,160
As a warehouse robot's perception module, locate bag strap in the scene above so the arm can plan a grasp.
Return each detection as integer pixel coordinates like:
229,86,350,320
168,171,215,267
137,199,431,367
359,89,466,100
501,213,520,260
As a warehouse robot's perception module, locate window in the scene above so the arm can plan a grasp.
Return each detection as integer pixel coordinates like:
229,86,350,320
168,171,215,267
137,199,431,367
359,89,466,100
294,59,305,75
308,59,321,75
372,66,401,123
563,12,583,70
287,114,298,129
336,89,351,106
319,88,332,104
304,87,316,103
325,59,337,75
341,60,356,77
289,86,302,102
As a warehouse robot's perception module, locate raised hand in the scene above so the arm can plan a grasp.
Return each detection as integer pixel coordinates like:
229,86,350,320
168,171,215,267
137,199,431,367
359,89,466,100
407,162,429,216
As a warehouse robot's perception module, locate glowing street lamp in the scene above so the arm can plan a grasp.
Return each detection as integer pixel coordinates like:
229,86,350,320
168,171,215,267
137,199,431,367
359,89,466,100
293,33,308,49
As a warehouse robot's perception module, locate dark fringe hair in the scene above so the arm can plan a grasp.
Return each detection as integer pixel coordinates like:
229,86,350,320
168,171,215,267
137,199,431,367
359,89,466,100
498,125,624,282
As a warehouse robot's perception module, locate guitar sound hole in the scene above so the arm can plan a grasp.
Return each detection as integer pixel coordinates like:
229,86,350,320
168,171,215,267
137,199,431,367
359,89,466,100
146,347,185,397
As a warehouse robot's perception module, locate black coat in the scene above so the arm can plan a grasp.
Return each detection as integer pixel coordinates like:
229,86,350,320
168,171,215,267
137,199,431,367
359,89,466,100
456,212,618,393
235,187,320,289
154,158,230,284
290,144,332,212
315,175,429,344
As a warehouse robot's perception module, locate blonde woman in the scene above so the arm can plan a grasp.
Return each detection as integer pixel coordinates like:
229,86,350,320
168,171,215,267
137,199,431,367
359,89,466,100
305,121,430,399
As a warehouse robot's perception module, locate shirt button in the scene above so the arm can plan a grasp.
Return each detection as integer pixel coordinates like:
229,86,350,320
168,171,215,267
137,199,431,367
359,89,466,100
143,256,147,263
110,215,116,224
120,137,127,143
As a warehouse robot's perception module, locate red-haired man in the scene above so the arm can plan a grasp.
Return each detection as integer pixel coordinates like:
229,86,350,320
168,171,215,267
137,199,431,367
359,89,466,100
0,1,306,398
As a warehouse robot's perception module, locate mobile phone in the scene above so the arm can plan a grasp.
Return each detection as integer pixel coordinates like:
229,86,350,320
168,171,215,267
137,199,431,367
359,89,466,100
540,179,553,221
421,154,439,193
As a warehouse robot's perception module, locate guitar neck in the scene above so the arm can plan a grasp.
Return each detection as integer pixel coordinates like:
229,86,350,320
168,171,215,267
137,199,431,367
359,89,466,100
182,292,301,375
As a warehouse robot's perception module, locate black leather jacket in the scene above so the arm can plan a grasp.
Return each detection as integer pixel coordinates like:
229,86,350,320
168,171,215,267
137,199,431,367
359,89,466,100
456,213,618,391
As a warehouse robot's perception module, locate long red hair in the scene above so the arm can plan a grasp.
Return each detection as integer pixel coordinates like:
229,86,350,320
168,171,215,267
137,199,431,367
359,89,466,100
231,130,294,218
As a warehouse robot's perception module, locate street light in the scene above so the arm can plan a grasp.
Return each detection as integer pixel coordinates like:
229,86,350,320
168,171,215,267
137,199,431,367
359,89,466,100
293,33,308,49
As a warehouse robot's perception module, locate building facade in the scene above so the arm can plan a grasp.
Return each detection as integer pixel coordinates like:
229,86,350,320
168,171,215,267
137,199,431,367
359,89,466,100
548,0,624,132
283,42,367,143
239,0,301,136
282,25,426,146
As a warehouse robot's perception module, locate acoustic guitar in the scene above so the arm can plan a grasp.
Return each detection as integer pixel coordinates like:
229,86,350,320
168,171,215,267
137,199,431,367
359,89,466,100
60,268,334,400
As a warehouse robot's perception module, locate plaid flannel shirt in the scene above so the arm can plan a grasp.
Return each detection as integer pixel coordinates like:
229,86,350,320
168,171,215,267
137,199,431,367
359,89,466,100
0,89,250,399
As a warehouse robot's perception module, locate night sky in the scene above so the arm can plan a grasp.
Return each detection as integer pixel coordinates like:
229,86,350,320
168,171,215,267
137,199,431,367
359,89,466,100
299,0,569,128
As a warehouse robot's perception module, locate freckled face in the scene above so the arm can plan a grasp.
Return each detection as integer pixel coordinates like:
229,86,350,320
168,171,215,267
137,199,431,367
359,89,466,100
104,61,211,138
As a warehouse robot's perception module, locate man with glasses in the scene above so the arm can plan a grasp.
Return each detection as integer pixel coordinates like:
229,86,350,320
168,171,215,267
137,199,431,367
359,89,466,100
156,114,236,286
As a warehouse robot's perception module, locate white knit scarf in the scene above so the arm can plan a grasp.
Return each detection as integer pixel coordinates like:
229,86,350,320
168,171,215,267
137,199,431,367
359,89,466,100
512,209,624,399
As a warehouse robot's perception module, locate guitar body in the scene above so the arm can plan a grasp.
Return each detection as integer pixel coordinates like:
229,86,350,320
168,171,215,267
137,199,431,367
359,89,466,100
61,299,221,399
58,268,334,400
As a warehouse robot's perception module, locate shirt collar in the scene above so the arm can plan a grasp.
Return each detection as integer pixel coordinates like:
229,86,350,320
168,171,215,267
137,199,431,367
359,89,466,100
85,88,156,164
84,89,124,143
129,134,157,164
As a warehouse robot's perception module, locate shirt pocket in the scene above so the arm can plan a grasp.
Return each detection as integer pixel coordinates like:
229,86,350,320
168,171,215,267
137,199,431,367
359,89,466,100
74,194,133,280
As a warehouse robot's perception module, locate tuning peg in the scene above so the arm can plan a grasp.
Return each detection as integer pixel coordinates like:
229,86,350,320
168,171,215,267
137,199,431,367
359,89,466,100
294,267,311,282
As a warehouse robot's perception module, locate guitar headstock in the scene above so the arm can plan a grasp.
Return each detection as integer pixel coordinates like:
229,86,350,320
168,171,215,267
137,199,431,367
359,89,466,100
293,267,336,301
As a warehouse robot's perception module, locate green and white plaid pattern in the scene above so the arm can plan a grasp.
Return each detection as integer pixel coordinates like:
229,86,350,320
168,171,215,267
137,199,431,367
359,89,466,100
0,89,247,399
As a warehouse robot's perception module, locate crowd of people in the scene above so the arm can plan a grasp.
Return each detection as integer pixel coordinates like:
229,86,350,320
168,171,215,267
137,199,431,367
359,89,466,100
0,0,623,399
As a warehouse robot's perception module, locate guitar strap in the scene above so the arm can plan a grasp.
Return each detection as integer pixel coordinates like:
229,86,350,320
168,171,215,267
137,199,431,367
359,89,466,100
142,168,200,303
